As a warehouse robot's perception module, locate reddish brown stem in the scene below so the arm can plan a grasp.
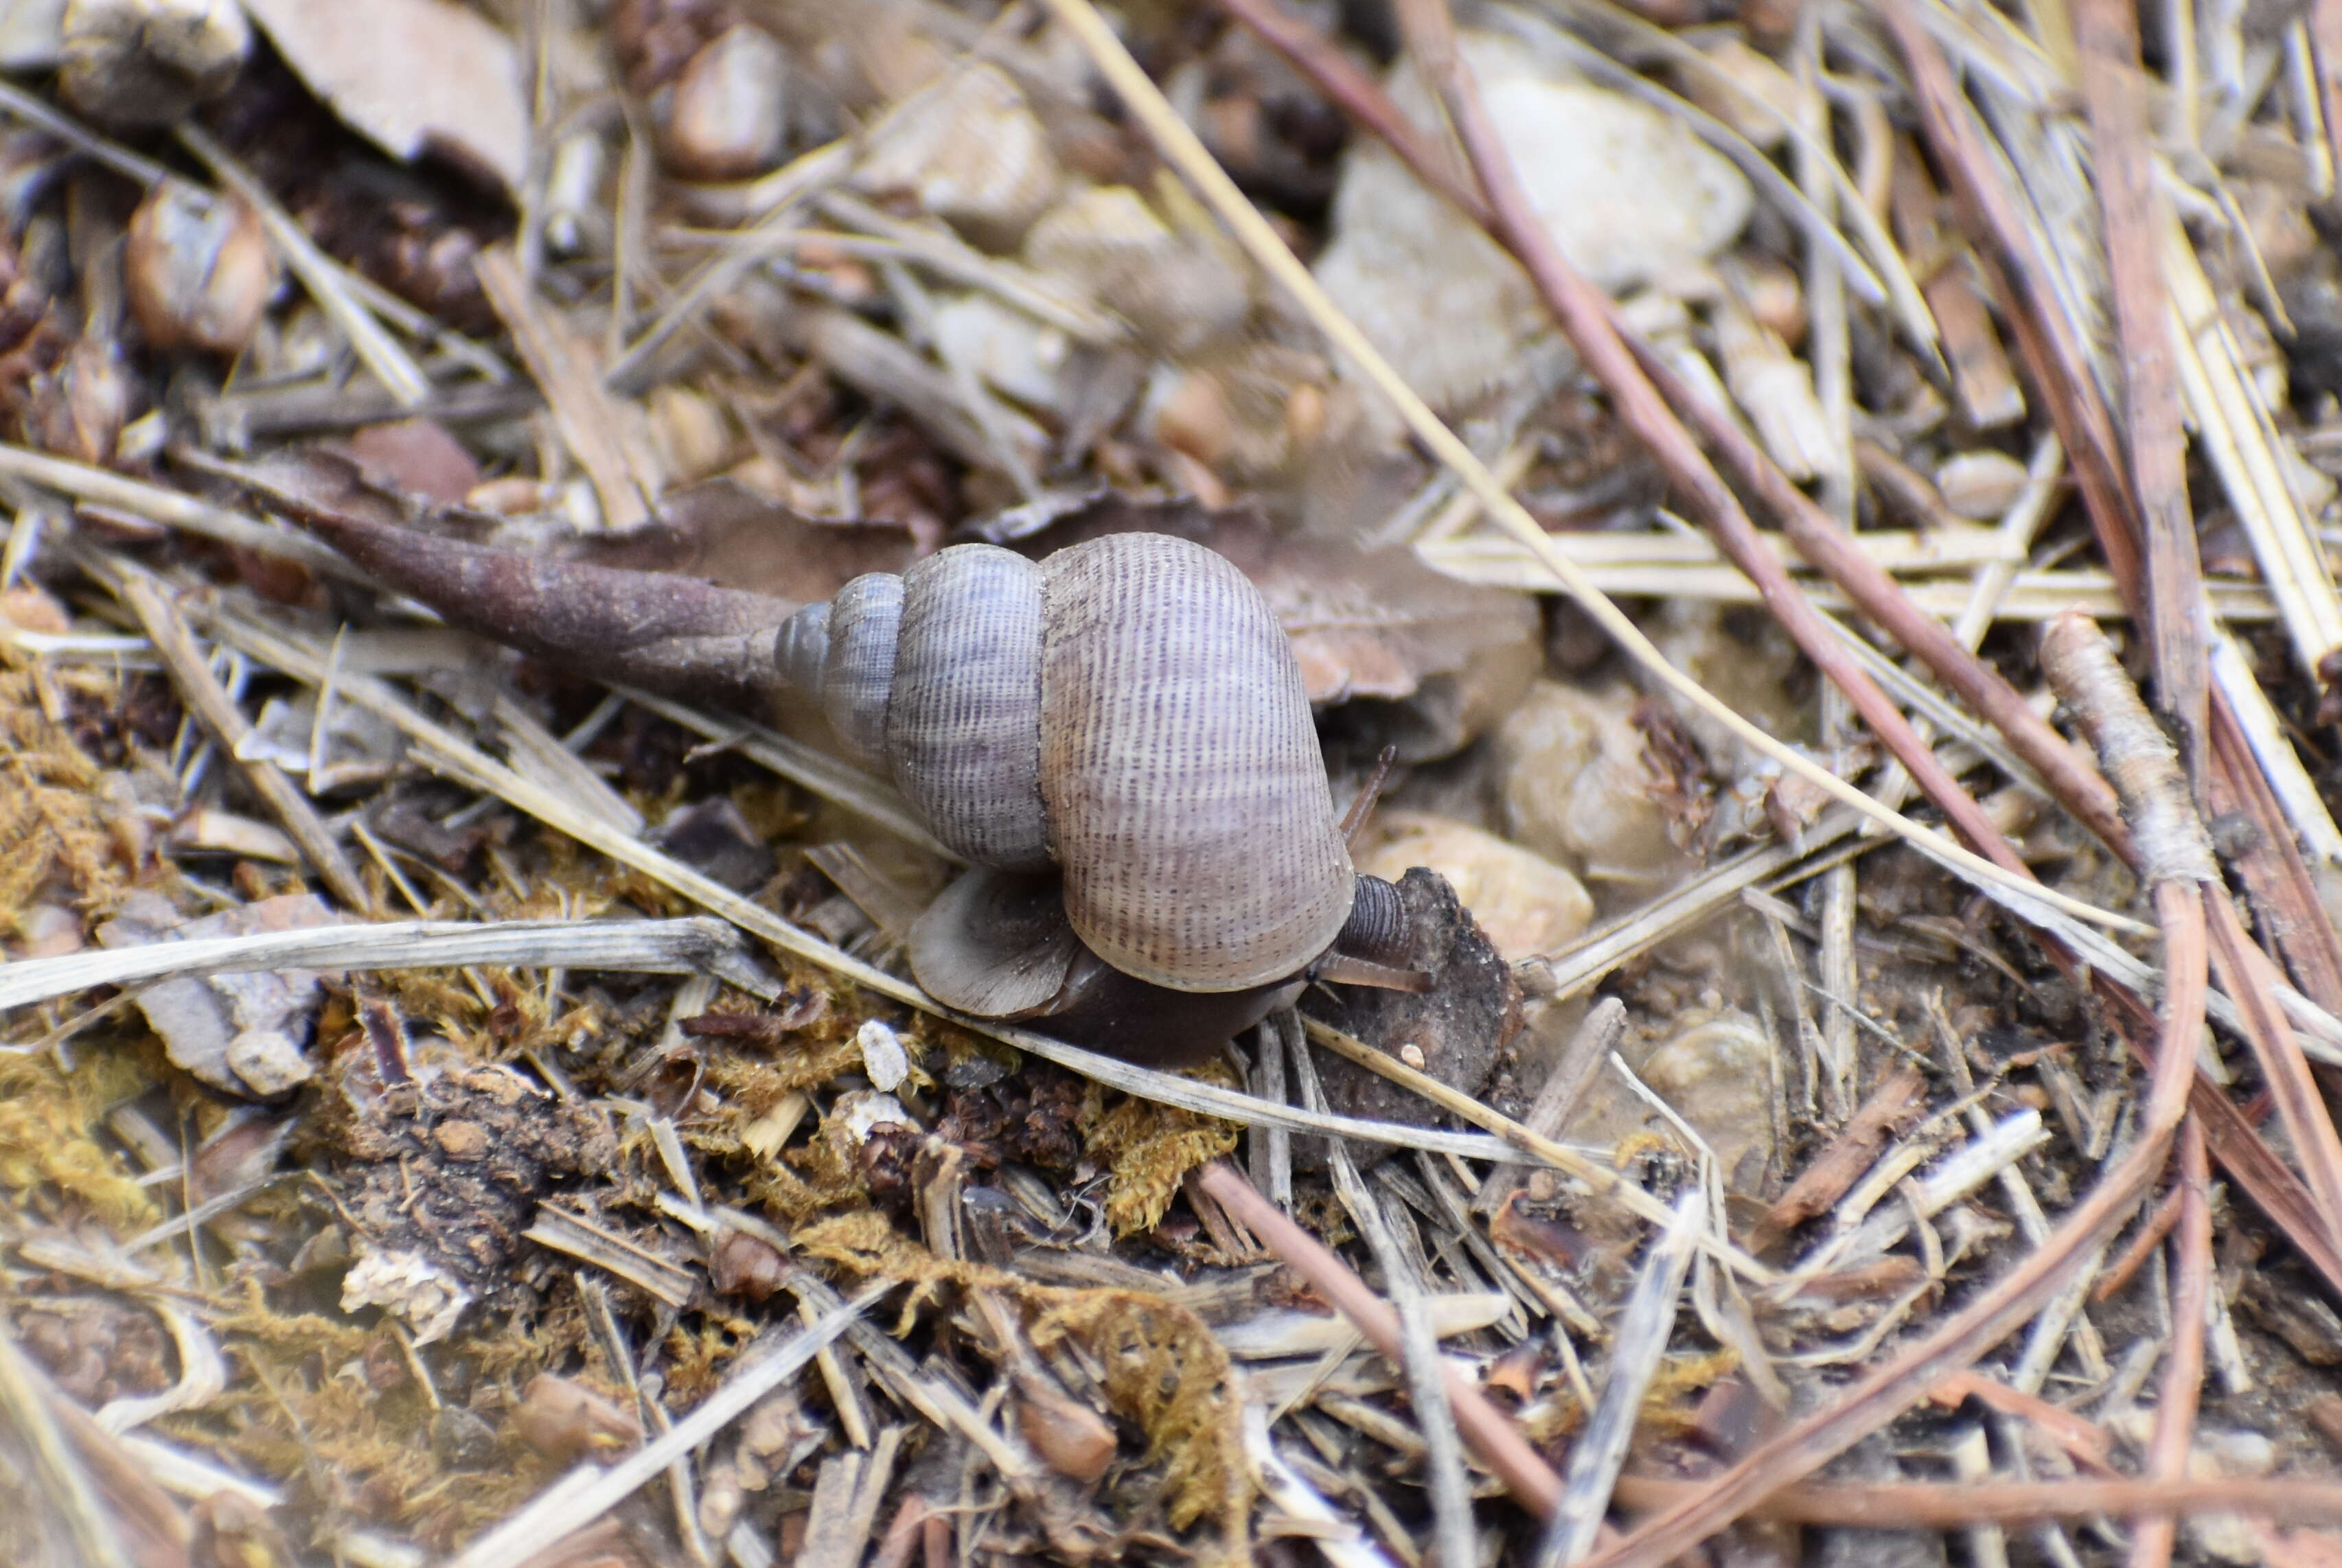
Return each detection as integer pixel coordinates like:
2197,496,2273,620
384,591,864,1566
2077,0,2208,770
1391,0,2025,874
2128,1119,2213,1568
1881,0,2142,591
2207,899,2342,1263
870,1498,929,1568
2089,1181,2183,1302
1192,1159,1564,1517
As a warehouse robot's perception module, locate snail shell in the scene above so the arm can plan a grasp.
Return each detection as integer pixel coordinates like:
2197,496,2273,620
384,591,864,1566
776,531,1357,993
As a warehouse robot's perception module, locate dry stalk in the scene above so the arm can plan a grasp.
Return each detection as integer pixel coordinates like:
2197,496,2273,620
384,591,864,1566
0,916,775,1011
1610,1475,2342,1528
1534,1190,1703,1567
476,246,654,531
2076,0,2207,764
1579,616,2210,1568
1305,1018,1772,1282
1392,0,2024,875
441,1287,880,1568
1225,0,2137,868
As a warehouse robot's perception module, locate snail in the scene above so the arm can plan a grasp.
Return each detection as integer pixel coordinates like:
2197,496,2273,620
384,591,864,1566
271,468,1419,1065
772,532,1419,1062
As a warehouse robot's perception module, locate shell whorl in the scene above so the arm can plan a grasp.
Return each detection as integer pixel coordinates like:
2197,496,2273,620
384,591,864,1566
819,573,902,767
884,546,1051,871
1037,532,1354,991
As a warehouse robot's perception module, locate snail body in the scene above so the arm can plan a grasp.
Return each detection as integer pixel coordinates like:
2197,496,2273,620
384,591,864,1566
775,533,1401,1055
278,474,1410,1063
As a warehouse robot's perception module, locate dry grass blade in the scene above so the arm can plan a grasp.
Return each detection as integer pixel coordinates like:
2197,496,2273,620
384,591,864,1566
0,443,360,583
1397,0,2028,879
0,916,777,1011
1610,1475,2342,1527
0,1335,141,1568
1307,1018,1771,1280
193,599,1554,1166
1419,550,2273,623
2163,218,2342,678
1031,0,2144,941
1223,0,2135,862
1535,1190,1701,1566
1578,616,2212,1568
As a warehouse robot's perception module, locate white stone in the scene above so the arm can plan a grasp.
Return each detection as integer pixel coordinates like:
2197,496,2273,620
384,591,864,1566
838,1089,911,1143
855,1019,910,1094
1314,29,1752,415
1934,449,2032,520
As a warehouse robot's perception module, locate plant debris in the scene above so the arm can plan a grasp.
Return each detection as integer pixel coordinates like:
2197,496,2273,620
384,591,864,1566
9,0,2342,1563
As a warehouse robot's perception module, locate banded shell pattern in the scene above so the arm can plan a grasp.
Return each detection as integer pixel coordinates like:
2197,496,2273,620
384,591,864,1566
772,532,1356,991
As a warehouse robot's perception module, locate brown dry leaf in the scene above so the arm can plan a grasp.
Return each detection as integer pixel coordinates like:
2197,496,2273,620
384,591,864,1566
94,890,343,1098
571,480,921,603
238,0,527,196
983,492,1538,718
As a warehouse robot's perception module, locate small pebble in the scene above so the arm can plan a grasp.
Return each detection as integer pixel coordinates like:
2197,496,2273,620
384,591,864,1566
856,1019,910,1094
1934,450,2031,520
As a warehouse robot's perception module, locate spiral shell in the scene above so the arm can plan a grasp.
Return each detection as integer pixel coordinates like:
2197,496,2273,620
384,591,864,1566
773,532,1357,993
1035,533,1353,990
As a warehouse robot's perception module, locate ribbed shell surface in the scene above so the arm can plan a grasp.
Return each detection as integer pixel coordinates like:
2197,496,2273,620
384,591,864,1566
821,574,902,767
773,601,831,697
884,546,1051,871
1037,532,1353,991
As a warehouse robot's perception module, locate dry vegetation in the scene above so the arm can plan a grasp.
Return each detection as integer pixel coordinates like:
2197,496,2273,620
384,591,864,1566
8,0,2342,1564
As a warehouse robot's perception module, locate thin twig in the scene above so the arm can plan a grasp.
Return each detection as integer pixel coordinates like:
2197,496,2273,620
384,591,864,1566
1224,0,2133,864
0,916,778,1011
443,1287,882,1568
1581,618,2212,1568
1306,1018,1773,1282
476,246,654,531
1393,0,2026,874
2127,1120,2212,1568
